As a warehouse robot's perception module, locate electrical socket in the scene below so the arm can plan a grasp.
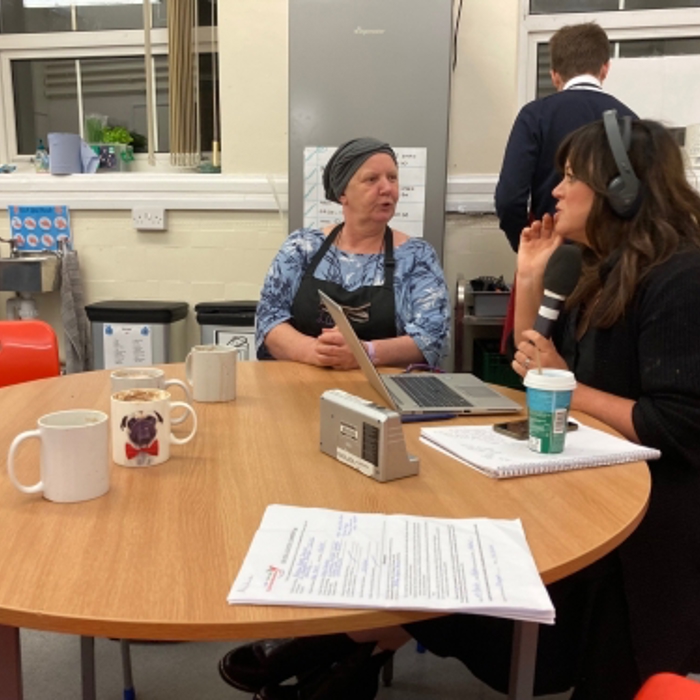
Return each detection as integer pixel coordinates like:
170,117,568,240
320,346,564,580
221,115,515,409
132,207,166,231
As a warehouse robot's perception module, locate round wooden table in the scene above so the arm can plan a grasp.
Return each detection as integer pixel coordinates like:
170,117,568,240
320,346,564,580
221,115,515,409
0,362,650,698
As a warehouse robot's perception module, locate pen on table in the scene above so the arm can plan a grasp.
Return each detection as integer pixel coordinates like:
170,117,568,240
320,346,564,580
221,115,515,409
401,412,457,423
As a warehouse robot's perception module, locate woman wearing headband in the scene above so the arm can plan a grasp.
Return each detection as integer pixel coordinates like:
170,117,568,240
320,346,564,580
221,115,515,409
254,137,450,368
220,119,700,700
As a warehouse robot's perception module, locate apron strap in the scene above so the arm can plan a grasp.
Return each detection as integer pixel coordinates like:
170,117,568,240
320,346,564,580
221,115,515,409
383,226,395,290
302,224,343,280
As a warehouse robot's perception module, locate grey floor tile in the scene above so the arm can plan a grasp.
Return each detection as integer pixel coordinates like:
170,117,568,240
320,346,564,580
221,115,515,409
20,630,572,699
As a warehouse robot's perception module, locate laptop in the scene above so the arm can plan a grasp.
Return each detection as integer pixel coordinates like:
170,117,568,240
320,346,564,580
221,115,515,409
318,291,522,416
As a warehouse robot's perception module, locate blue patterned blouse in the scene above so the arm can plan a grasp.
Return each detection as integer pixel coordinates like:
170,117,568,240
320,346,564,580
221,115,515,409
255,228,451,366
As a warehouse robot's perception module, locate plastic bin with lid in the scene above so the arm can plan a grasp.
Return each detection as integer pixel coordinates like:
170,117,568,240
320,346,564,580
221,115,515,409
85,300,189,370
194,301,257,361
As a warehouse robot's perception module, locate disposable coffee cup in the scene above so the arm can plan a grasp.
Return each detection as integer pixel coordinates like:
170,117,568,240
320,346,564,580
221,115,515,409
523,369,577,454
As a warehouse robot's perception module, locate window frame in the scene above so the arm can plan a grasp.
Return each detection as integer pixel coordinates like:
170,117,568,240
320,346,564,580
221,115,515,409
517,3,700,107
0,25,216,165
0,23,233,211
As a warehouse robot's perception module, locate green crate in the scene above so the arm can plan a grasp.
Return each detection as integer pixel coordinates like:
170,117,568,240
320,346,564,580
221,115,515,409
473,339,523,390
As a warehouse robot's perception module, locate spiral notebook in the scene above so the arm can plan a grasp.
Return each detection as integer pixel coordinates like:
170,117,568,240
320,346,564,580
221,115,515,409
420,422,660,479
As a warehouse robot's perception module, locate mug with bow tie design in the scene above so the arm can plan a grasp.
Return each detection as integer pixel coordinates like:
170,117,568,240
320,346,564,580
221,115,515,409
111,388,197,468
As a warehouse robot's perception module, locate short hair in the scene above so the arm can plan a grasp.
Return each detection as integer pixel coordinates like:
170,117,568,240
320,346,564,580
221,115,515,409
549,23,610,83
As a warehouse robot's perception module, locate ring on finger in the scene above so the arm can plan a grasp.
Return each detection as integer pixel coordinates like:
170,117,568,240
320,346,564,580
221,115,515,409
524,357,531,369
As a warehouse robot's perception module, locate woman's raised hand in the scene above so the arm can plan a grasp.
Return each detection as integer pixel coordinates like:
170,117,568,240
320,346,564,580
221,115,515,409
517,213,563,282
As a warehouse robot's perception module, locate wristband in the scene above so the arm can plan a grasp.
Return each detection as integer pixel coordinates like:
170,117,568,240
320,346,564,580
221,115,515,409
365,341,377,365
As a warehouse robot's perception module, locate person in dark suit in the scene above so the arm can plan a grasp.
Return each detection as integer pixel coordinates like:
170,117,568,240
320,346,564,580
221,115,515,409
495,22,636,252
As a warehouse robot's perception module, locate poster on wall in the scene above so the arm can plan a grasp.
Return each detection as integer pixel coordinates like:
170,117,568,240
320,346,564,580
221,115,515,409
8,205,72,253
302,147,427,238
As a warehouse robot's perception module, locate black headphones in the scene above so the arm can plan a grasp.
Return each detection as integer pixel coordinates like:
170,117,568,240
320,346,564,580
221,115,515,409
602,109,642,219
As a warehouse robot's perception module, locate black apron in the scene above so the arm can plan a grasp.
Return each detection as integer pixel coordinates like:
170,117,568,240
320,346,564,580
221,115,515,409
290,224,397,341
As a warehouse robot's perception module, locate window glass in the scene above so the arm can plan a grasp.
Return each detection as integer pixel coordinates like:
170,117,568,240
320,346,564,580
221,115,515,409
12,58,79,154
81,55,167,151
530,0,617,14
198,52,219,154
530,0,700,10
536,44,558,99
619,36,700,56
12,52,218,156
536,36,700,98
624,0,700,7
1,3,71,33
1,0,211,33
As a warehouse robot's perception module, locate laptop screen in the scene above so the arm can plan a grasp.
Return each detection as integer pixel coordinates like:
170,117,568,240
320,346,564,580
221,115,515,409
318,290,399,410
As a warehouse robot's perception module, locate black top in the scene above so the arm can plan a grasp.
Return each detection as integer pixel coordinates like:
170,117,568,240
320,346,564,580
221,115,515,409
555,249,700,676
495,86,637,251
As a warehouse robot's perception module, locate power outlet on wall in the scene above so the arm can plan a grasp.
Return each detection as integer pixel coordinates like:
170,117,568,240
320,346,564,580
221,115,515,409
132,207,166,231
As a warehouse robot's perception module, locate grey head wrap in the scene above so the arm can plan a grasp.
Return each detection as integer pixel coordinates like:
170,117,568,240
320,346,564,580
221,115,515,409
323,137,397,204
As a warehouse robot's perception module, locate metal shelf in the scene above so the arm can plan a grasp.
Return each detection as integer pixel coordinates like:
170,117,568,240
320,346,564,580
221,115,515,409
463,315,506,326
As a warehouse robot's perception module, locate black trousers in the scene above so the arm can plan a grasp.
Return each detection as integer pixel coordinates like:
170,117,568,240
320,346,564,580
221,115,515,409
404,552,642,700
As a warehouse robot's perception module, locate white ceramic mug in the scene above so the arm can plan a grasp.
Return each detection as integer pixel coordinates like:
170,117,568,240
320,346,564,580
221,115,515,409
110,367,192,424
111,388,197,468
185,345,237,402
7,409,110,503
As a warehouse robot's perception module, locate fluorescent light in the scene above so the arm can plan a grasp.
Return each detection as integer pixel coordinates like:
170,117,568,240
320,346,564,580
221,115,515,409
24,0,159,7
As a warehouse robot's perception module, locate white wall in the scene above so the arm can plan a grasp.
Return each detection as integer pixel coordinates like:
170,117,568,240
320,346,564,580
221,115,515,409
218,0,519,177
1,1,520,364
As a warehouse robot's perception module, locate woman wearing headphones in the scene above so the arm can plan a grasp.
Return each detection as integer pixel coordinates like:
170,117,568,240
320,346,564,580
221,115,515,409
219,118,700,700
497,115,700,697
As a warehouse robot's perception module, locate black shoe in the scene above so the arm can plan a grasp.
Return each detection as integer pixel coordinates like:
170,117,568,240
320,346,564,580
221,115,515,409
255,647,393,700
218,634,358,693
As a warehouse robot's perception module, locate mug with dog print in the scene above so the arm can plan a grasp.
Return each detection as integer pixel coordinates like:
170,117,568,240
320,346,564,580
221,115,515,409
110,388,197,468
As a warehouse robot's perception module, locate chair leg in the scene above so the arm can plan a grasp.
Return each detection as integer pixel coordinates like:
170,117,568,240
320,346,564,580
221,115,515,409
80,636,96,700
120,639,136,700
381,655,394,687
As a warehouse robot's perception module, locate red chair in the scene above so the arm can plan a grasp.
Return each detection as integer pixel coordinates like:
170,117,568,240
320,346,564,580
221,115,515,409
636,673,700,699
0,320,60,387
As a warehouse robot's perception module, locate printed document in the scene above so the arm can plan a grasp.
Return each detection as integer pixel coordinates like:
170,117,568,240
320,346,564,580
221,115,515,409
227,505,554,624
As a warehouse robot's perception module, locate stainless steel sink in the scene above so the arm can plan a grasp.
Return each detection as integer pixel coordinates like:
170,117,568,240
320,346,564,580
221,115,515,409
0,255,60,293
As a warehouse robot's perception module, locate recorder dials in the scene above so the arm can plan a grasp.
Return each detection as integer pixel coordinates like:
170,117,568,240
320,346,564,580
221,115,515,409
319,389,419,482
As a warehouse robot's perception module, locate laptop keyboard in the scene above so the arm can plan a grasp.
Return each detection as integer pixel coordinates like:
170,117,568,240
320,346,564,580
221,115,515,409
391,375,472,408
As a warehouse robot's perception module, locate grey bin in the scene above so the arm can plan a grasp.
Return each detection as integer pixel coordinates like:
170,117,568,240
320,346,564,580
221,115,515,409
85,300,189,370
194,301,257,361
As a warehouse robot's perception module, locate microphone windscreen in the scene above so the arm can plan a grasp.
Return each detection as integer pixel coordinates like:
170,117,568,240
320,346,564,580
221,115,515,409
542,245,583,297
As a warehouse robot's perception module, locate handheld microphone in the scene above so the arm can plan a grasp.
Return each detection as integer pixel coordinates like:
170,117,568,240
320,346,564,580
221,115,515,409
533,245,583,339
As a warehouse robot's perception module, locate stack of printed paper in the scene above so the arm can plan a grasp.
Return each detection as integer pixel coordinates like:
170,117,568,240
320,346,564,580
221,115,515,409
227,504,555,625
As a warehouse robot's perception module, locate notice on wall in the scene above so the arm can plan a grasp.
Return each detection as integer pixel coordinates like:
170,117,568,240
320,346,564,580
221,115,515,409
103,324,153,369
8,205,71,253
303,146,427,238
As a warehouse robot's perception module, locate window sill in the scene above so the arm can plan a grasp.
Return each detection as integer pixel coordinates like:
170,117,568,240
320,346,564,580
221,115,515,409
0,172,503,213
1,172,697,214
0,173,289,211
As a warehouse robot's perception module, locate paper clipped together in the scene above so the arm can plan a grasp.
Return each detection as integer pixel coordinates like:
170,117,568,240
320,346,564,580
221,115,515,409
228,504,555,625
420,422,660,479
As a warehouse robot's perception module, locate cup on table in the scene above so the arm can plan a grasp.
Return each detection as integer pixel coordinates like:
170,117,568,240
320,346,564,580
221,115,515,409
111,388,197,468
185,345,237,402
110,367,192,425
7,409,110,503
523,369,577,454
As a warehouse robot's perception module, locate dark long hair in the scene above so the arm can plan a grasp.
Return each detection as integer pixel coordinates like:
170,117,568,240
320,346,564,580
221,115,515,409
556,118,700,328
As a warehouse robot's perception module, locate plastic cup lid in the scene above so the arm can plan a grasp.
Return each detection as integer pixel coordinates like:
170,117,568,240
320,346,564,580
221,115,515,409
523,368,577,391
